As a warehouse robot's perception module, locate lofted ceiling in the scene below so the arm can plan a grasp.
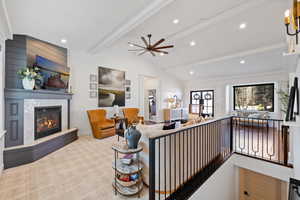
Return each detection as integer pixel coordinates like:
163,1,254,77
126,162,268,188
4,0,295,80
122,0,293,80
4,0,160,51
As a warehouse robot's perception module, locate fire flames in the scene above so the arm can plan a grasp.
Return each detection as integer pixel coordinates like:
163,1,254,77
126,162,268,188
37,117,57,132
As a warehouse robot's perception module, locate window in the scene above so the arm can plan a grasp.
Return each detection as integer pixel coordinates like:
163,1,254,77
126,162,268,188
233,83,275,112
190,90,214,116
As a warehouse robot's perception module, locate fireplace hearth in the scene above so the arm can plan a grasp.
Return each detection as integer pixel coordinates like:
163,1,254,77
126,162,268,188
34,106,62,140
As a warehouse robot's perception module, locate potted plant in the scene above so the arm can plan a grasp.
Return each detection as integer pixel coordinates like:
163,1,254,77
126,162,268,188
17,67,42,90
278,89,290,119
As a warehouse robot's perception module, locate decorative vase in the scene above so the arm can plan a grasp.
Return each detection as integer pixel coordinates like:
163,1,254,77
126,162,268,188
22,78,35,90
125,126,141,149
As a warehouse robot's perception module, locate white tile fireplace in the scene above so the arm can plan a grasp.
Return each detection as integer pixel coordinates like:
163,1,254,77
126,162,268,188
24,99,68,145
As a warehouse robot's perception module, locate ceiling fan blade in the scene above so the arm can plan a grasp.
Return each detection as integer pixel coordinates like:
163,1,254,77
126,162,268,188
141,37,149,48
128,42,146,49
154,45,174,50
151,39,165,49
151,49,169,54
138,50,148,56
128,49,145,51
150,51,156,56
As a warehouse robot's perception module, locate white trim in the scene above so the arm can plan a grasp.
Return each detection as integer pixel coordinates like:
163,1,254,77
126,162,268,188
88,0,175,54
164,43,286,70
166,0,267,41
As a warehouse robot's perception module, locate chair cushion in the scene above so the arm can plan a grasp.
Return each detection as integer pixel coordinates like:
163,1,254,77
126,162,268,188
98,122,115,130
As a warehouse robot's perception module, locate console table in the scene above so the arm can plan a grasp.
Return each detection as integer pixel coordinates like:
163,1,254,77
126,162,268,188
163,108,189,122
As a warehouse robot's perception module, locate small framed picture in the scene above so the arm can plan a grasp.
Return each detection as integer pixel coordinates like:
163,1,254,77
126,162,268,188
126,93,131,100
90,83,98,90
126,86,131,92
89,91,98,99
125,80,131,86
90,74,97,82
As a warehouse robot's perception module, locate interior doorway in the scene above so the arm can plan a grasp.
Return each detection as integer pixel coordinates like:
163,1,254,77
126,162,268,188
239,168,287,200
138,75,160,122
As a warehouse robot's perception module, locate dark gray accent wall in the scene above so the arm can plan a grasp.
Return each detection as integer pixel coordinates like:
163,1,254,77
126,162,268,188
4,35,71,148
5,35,27,89
5,99,24,147
5,34,68,89
4,89,73,148
4,129,78,169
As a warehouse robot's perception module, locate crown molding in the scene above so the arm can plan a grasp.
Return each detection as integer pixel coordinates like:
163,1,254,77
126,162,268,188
88,0,175,54
0,0,13,41
166,0,268,41
164,43,286,71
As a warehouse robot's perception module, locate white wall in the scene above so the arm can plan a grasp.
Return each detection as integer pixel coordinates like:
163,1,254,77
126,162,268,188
190,157,238,200
69,45,183,135
191,154,293,200
0,0,11,175
184,71,289,119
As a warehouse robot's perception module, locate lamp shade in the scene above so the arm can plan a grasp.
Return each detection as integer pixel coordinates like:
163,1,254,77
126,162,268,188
113,105,119,115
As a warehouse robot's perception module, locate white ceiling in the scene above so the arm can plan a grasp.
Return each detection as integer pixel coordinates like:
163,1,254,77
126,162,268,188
5,0,154,51
122,0,293,80
4,0,295,80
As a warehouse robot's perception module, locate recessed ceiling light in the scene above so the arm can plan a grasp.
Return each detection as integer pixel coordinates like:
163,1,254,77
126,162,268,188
128,43,134,47
189,70,194,75
190,41,196,46
160,53,165,56
240,60,245,64
239,23,247,29
60,38,67,44
173,19,179,24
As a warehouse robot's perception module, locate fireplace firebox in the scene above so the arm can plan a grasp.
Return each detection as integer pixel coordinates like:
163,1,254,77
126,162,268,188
34,106,62,140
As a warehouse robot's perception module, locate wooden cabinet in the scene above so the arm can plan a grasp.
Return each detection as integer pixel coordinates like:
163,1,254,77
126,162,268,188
163,108,188,122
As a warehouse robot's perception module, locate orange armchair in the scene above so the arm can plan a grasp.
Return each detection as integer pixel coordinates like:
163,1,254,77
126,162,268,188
87,109,115,139
122,108,144,126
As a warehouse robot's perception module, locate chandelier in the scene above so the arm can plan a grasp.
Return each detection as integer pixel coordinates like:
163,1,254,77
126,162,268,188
285,1,300,45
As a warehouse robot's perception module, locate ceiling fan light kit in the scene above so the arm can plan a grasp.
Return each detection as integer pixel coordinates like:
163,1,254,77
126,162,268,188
128,34,174,56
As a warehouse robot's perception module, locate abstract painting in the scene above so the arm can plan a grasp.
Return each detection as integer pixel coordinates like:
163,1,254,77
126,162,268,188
98,67,125,107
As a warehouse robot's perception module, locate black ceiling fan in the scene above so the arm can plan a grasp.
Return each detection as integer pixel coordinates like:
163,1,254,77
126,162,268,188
128,34,174,56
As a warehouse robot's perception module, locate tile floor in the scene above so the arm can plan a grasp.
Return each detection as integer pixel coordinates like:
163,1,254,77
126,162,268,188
0,136,148,200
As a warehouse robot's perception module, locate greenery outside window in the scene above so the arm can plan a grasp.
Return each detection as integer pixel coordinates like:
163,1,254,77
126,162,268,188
233,83,275,112
190,90,214,116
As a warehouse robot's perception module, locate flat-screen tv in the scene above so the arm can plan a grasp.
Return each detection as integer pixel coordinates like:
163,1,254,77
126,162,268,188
34,55,70,92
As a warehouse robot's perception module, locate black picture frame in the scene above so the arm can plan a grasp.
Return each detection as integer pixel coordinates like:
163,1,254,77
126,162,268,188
233,83,275,112
294,77,299,115
286,77,299,121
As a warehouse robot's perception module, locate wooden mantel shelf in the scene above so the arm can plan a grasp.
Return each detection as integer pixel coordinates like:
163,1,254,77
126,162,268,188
4,88,73,99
